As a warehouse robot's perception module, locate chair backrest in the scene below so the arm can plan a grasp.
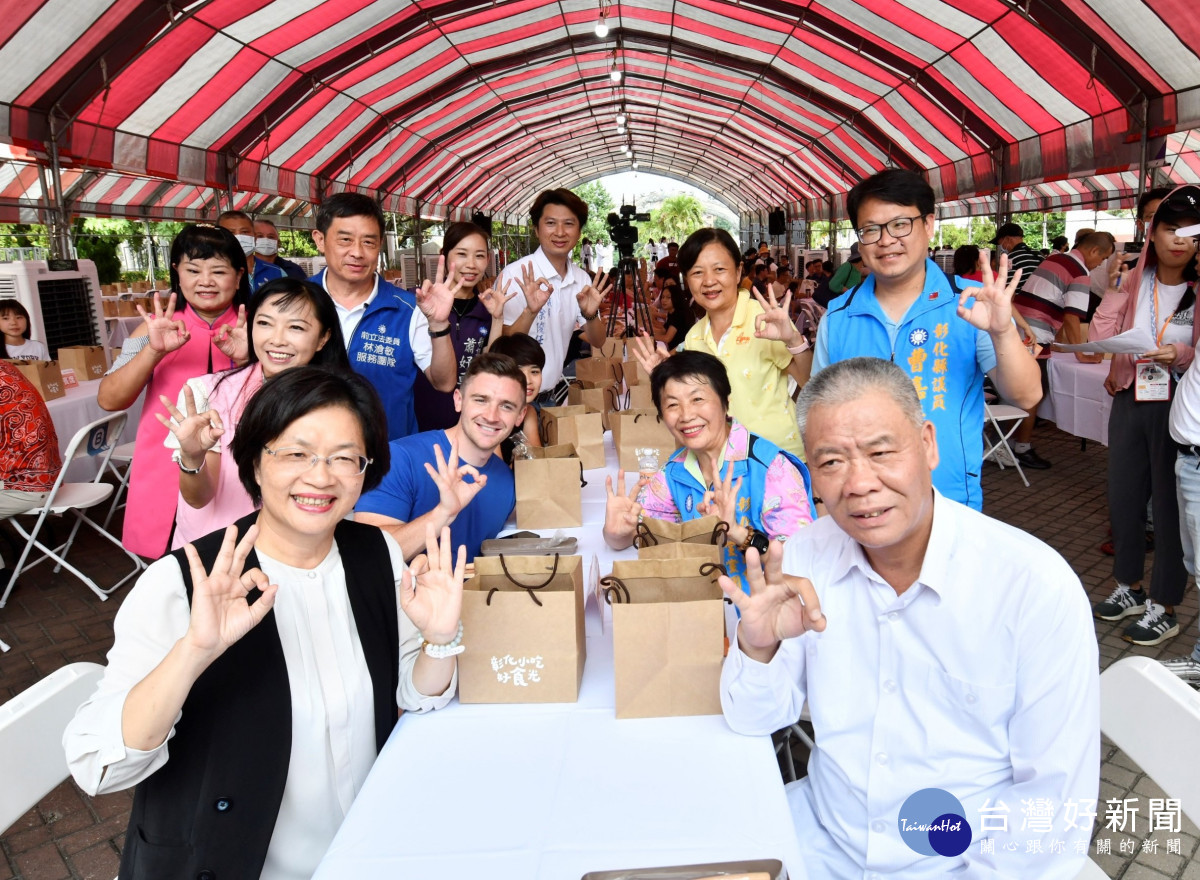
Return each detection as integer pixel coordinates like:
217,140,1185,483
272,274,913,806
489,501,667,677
1100,656,1200,824
0,662,104,834
57,411,129,487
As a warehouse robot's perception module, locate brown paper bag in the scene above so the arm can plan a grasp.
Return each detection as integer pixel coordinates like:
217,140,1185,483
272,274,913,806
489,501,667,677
605,558,727,718
514,456,583,528
567,381,622,431
4,359,65,401
636,514,727,548
116,297,139,317
593,337,626,359
574,356,622,389
610,409,677,472
627,383,654,410
56,345,108,381
525,442,576,459
621,359,650,386
459,554,586,703
539,406,604,469
637,540,722,565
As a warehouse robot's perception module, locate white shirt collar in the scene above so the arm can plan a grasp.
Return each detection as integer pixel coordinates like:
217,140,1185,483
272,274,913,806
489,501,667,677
322,269,380,314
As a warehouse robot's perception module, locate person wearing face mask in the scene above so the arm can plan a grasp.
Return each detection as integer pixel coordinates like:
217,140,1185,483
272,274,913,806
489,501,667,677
254,218,307,280
159,277,351,548
219,210,286,294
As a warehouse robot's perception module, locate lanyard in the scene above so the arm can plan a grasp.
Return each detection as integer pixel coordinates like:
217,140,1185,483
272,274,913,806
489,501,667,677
1152,276,1179,348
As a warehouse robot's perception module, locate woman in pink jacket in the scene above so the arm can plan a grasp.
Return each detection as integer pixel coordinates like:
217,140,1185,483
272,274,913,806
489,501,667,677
1089,185,1200,645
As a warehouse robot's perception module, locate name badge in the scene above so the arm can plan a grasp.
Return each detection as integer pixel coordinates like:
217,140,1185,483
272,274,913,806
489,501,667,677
1135,359,1171,402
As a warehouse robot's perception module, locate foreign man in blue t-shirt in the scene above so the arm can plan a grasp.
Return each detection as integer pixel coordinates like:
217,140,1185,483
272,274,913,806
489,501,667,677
354,352,523,561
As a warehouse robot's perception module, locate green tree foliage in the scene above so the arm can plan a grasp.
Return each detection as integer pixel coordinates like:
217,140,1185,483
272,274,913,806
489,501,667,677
642,194,705,245
72,219,122,283
573,181,615,249
1012,212,1065,248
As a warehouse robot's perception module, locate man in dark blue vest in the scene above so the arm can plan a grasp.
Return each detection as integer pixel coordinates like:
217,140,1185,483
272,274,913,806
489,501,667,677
812,169,1042,510
311,192,457,439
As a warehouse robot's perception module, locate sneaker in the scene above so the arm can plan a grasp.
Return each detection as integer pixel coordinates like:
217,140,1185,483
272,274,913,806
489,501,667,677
1094,584,1147,621
1159,657,1200,688
1122,603,1180,646
992,444,1017,467
1014,448,1051,469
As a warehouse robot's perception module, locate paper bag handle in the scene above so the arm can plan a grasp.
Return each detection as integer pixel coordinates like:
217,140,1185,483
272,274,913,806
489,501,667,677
578,461,588,488
634,521,657,548
711,521,730,546
698,561,728,580
485,553,561,607
599,575,630,605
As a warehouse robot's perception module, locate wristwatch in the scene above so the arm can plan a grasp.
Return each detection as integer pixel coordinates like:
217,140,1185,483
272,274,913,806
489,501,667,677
738,527,770,555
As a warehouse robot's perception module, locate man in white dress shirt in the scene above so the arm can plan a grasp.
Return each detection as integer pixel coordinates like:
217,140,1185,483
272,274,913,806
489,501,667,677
500,188,609,402
720,356,1099,879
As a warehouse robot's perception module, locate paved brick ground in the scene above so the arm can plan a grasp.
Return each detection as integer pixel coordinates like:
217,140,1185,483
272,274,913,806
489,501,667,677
2,421,1198,878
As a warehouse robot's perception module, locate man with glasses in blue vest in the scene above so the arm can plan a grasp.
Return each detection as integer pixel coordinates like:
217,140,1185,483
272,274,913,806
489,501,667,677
811,169,1041,510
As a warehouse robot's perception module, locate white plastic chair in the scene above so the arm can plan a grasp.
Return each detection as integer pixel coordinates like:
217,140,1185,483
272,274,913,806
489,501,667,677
0,412,144,609
0,662,103,834
101,440,136,530
1074,656,1200,877
983,403,1029,487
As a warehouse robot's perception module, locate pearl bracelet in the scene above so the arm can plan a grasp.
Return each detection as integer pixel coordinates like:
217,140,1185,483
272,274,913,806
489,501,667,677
422,620,465,659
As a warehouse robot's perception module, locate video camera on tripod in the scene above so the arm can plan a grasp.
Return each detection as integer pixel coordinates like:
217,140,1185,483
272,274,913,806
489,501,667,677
606,204,652,262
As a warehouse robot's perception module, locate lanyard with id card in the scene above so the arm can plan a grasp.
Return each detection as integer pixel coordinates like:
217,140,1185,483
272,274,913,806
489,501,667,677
1137,277,1178,401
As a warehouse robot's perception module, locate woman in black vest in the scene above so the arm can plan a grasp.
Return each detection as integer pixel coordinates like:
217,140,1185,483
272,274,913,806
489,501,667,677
66,366,466,880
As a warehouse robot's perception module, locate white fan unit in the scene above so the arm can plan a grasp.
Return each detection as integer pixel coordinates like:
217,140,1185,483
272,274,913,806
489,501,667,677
0,260,103,358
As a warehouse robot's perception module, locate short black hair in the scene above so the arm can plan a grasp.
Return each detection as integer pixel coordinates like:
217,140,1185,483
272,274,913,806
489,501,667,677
316,192,386,237
0,298,32,358
952,244,980,277
1050,235,1069,251
650,350,732,414
1138,186,1174,222
488,332,545,369
846,169,935,230
169,224,251,308
678,228,740,278
217,210,253,227
530,189,588,227
230,365,390,505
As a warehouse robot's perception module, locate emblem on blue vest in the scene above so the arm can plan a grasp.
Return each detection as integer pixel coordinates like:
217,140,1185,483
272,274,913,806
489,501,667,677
685,494,694,513
908,328,929,347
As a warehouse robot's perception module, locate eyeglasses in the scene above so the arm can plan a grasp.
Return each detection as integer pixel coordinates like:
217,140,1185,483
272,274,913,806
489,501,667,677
855,215,924,245
263,444,372,477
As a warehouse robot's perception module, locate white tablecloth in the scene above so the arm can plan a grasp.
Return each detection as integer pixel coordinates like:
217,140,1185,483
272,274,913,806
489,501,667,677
45,379,143,481
104,315,142,349
1037,352,1111,445
314,438,807,880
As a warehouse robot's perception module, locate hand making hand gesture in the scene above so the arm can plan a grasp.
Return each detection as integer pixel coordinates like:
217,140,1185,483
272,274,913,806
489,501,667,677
138,292,191,354
400,525,466,645
518,263,554,316
720,541,826,663
603,471,648,545
156,384,224,468
214,305,248,364
426,440,488,524
416,256,459,328
577,269,612,318
629,330,669,374
751,286,800,346
960,250,1023,337
181,525,278,661
698,460,746,545
479,278,518,322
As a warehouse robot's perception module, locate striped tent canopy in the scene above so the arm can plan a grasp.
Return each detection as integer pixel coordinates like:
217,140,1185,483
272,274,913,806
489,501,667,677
2,0,1200,223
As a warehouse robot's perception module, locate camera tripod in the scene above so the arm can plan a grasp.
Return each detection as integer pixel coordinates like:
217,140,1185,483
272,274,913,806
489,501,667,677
605,255,655,339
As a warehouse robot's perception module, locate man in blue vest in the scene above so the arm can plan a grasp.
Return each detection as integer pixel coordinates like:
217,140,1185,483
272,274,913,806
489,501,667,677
311,192,457,439
218,210,286,293
811,169,1041,510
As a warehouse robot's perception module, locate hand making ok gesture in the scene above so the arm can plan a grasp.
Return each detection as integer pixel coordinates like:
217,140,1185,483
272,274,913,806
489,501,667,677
721,541,826,664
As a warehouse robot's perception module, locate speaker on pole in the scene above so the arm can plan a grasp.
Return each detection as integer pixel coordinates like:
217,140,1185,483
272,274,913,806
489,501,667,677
768,209,786,236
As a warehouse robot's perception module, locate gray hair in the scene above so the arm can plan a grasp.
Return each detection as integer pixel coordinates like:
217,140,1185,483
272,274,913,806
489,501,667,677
797,357,926,438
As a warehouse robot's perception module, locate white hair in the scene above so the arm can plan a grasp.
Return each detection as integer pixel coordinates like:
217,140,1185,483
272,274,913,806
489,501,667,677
797,357,926,438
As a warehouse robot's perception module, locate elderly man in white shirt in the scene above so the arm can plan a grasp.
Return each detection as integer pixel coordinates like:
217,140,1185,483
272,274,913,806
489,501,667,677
720,356,1099,880
501,188,610,400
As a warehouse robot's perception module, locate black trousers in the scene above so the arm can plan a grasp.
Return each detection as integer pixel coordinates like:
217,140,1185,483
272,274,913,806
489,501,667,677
1107,388,1187,605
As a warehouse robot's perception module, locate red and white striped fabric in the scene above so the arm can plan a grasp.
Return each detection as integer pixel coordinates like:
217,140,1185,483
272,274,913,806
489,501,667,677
0,0,1198,220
